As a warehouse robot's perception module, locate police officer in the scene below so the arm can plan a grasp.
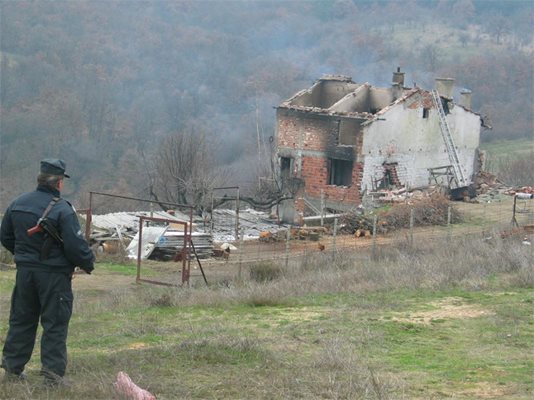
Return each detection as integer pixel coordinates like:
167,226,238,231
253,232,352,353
0,159,94,385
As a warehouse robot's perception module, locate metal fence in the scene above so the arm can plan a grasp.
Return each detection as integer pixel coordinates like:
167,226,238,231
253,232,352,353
77,191,532,286
202,194,533,272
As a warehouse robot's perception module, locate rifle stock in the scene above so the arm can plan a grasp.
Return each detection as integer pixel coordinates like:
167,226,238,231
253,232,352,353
27,223,43,236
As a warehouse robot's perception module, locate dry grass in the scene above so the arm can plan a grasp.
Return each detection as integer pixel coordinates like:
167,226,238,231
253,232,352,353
101,233,533,311
1,233,532,399
487,151,534,187
248,261,284,283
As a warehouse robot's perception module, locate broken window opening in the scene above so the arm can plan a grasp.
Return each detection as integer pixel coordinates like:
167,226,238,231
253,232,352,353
337,119,360,146
422,108,430,118
378,163,400,189
327,158,353,186
441,98,450,115
280,157,292,179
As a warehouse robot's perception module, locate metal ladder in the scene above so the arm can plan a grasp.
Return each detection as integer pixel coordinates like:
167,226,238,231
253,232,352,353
431,90,467,187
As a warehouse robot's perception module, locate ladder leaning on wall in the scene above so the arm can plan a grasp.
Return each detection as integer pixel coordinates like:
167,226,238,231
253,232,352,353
431,89,468,188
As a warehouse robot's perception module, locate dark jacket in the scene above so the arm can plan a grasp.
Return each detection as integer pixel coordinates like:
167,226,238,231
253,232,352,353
0,185,94,273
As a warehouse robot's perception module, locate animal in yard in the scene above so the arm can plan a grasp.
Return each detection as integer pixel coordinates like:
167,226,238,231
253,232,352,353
318,242,325,251
220,242,237,261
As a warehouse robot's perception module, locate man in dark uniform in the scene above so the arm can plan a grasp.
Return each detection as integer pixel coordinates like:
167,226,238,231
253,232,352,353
0,159,94,386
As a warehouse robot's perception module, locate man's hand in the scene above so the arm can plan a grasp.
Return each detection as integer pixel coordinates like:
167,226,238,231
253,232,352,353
71,267,91,280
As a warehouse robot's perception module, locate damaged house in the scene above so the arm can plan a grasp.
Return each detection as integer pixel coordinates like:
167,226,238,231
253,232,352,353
276,68,487,223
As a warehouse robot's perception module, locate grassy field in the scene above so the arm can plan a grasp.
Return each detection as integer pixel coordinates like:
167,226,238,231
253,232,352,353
478,139,534,186
1,233,532,399
480,138,534,160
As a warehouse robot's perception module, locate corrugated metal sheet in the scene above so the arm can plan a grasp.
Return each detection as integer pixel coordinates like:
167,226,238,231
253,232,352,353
207,208,288,243
90,211,190,231
126,226,168,259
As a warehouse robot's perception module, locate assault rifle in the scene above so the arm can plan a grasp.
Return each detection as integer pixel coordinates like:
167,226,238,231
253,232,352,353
26,197,63,260
27,218,63,243
28,217,64,260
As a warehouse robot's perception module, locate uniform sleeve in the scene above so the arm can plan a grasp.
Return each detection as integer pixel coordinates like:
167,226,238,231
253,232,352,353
0,205,15,254
59,210,95,273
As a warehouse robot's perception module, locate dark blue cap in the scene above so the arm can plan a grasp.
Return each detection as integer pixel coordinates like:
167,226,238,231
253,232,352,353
40,159,70,178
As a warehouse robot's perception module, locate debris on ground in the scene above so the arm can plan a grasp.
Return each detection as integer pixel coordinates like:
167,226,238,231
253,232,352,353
150,231,213,260
500,224,534,240
205,208,288,242
339,212,376,236
291,226,328,241
506,186,534,197
83,211,214,260
474,171,506,194
114,371,155,400
213,242,237,260
380,193,462,229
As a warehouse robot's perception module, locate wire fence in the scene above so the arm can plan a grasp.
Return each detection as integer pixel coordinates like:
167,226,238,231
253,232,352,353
69,191,532,286
201,194,533,273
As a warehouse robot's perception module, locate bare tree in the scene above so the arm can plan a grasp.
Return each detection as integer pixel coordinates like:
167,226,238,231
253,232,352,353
486,15,510,45
148,129,229,214
420,44,441,72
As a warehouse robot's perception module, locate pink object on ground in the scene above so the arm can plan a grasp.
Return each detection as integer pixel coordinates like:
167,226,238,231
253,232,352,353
114,371,156,400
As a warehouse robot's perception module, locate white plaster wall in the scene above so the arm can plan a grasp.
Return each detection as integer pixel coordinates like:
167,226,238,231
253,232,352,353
360,102,481,191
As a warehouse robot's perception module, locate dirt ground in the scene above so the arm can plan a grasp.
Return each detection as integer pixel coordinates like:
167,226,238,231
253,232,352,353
77,202,526,289
71,195,534,290
387,297,494,325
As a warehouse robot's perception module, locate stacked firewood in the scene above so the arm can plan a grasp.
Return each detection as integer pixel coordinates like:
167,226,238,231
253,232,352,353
340,214,376,237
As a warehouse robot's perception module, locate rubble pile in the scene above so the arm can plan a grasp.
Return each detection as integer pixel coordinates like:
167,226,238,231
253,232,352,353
207,208,288,242
474,170,534,198
84,211,214,260
474,171,504,194
505,186,534,196
339,213,376,236
380,194,462,230
290,226,328,241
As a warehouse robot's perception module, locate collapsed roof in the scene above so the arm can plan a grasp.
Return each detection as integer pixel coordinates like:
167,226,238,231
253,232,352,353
277,69,483,124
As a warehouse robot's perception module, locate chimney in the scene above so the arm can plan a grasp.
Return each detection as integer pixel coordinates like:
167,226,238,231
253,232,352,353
459,89,472,109
392,67,405,87
391,82,403,101
435,78,455,100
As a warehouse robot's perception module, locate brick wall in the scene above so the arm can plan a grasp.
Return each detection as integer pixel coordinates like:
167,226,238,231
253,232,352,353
301,156,362,203
277,109,363,216
277,111,338,151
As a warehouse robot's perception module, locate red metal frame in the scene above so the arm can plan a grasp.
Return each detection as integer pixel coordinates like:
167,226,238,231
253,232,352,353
84,191,194,285
137,216,190,286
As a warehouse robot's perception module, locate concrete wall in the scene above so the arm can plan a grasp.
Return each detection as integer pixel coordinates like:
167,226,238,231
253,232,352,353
360,96,481,191
315,80,360,108
329,85,369,113
369,87,394,111
289,88,315,107
288,80,360,109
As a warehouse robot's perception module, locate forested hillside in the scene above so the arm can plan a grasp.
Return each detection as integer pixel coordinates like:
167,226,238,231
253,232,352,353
0,0,532,210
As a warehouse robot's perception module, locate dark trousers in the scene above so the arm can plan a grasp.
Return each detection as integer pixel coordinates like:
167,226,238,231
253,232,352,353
1,269,73,377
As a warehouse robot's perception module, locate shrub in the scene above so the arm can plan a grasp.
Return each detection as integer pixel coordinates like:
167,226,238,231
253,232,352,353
494,152,534,186
249,262,283,283
380,193,462,229
0,246,14,266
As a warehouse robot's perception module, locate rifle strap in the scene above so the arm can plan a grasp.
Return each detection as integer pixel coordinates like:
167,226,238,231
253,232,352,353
38,197,60,261
40,197,60,221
